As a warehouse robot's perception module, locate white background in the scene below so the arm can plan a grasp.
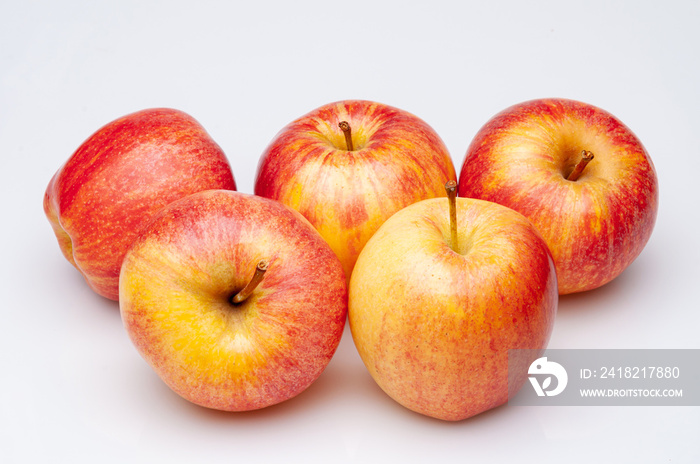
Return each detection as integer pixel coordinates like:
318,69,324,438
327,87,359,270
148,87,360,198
2,1,699,462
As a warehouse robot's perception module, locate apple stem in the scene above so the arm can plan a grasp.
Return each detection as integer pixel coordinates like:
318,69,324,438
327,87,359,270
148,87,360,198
567,150,595,181
231,260,269,304
445,180,458,252
338,121,354,151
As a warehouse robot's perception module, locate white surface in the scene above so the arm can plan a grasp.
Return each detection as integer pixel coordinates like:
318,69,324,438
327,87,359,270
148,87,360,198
2,1,699,463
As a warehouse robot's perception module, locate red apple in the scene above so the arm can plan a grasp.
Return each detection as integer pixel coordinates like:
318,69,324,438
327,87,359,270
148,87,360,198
43,108,236,300
348,187,557,421
458,98,658,294
254,100,456,279
119,190,347,411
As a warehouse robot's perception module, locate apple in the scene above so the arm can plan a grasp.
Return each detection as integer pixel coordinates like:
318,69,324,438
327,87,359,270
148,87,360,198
43,108,236,300
119,189,347,411
348,184,557,421
254,100,456,279
458,98,658,294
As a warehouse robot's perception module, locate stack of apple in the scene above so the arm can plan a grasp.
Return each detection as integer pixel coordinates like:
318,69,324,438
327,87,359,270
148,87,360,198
44,98,657,420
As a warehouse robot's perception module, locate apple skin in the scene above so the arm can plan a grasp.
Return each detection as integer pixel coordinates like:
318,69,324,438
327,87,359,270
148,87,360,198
458,98,658,294
119,190,347,412
254,100,456,279
348,197,557,421
43,108,236,300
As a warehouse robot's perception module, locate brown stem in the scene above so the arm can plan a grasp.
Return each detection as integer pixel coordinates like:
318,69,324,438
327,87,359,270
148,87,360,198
338,121,354,151
567,150,594,181
231,260,269,304
445,180,458,251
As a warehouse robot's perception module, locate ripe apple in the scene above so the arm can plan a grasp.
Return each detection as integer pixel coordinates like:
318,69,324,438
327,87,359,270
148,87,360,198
119,189,347,412
254,100,456,279
43,108,236,300
458,98,658,294
348,184,557,421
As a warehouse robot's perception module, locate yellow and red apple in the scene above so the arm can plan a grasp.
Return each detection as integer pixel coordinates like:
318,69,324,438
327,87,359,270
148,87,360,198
348,191,557,421
44,108,236,300
458,98,658,294
254,100,456,279
119,190,347,411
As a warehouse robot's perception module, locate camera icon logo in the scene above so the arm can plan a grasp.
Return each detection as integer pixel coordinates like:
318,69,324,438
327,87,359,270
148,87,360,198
528,357,568,397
